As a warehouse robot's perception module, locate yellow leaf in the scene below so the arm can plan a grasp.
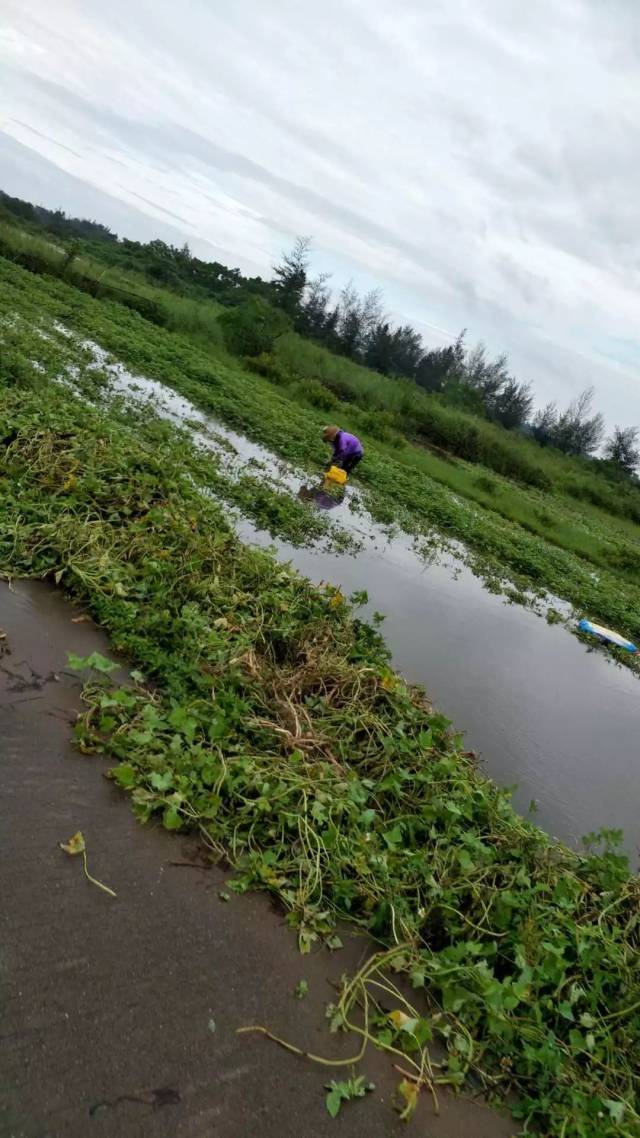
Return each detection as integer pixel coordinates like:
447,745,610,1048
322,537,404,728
60,830,86,856
63,473,77,491
59,831,116,897
329,591,344,608
381,675,396,691
389,1009,412,1029
395,1079,419,1122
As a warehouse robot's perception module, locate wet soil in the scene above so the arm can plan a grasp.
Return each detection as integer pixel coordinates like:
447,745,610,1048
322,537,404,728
0,580,515,1138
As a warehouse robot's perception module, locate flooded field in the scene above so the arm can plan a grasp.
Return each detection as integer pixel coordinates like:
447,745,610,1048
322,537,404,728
98,360,640,854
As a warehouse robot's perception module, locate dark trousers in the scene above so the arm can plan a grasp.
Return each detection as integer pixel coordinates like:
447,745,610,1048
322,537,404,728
338,452,363,475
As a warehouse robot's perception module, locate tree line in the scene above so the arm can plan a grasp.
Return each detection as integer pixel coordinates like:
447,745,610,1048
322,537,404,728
270,238,639,474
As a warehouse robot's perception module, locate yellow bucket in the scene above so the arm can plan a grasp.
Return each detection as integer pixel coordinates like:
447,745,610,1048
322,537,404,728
325,465,347,485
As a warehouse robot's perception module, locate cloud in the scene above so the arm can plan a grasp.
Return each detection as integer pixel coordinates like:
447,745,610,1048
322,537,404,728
1,0,640,427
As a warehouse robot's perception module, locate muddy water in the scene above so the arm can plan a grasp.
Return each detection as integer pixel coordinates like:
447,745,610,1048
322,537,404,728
85,355,640,854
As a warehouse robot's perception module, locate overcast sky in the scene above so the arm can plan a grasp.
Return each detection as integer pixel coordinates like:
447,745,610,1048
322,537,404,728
2,0,639,428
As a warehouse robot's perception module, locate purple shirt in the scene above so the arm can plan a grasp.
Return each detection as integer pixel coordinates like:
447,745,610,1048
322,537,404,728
333,430,363,460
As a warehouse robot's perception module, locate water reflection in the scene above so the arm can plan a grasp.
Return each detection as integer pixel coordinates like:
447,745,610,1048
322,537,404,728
298,480,346,512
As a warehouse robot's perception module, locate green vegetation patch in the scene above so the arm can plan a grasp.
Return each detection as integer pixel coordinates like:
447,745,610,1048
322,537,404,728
1,375,639,1136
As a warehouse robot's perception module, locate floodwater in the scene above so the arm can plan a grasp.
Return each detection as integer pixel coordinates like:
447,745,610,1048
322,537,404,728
80,354,640,854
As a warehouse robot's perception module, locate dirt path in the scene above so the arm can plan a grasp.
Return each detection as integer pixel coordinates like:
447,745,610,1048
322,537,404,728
0,580,514,1138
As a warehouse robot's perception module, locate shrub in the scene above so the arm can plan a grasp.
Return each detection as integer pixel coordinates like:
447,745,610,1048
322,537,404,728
414,404,482,463
474,474,499,495
605,545,640,575
355,409,404,445
243,352,297,385
414,403,551,490
219,297,291,357
534,509,557,529
289,378,339,412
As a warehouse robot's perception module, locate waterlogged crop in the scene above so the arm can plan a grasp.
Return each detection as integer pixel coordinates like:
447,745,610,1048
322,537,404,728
1,374,639,1136
1,254,639,662
0,312,354,556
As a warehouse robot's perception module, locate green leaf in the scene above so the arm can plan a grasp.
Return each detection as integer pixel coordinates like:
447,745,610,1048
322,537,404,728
325,1088,342,1118
162,804,182,830
67,650,118,674
294,979,308,1000
604,1100,625,1124
413,1018,433,1046
311,799,326,823
382,824,403,849
168,705,198,740
130,729,153,744
358,808,376,828
324,1077,373,1117
349,589,368,606
149,770,173,791
112,762,137,788
298,928,317,954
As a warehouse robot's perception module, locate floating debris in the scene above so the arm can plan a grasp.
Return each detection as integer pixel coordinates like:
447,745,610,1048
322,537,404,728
577,618,638,654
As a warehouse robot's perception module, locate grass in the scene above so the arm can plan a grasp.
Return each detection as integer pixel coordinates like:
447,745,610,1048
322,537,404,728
1,366,639,1136
1,254,639,664
270,333,640,523
0,219,225,350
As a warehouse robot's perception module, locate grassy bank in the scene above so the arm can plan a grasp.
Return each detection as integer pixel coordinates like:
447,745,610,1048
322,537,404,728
0,219,226,348
1,369,639,1136
1,255,639,659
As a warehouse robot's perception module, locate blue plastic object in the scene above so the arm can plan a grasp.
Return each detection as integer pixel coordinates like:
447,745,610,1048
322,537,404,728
577,618,638,654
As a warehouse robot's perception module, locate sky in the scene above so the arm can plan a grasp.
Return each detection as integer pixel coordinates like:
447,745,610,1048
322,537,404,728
1,0,639,429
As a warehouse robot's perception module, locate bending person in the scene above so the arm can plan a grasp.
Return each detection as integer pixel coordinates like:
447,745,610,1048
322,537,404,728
322,425,364,475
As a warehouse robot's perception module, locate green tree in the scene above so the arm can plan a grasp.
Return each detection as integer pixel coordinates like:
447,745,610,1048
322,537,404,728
271,237,310,320
364,321,395,373
491,378,533,430
532,401,558,446
604,425,639,475
551,387,604,457
298,272,333,339
416,331,466,393
463,343,510,403
336,281,364,358
388,324,423,378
